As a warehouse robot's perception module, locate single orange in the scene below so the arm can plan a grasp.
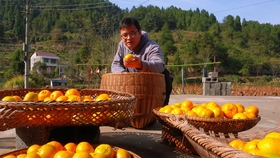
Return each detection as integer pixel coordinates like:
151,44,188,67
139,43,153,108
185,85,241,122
2,155,16,158
2,96,16,102
12,95,22,101
171,107,184,115
235,103,245,113
27,144,41,154
43,97,53,102
37,144,58,158
185,110,198,117
209,107,224,118
53,150,73,158
64,142,77,153
16,154,27,158
245,105,259,116
67,95,82,102
180,106,192,113
94,144,115,158
232,112,248,119
181,100,194,109
265,131,280,139
38,89,52,101
65,88,80,97
83,96,94,102
242,139,261,152
243,111,256,118
160,106,173,113
116,148,131,158
257,137,280,155
191,106,205,115
197,108,214,118
124,54,133,60
47,141,64,151
90,153,106,158
229,139,246,150
73,151,93,158
206,101,220,109
221,103,238,119
95,93,110,101
23,92,38,102
76,141,94,153
55,95,68,102
25,152,43,158
50,90,64,100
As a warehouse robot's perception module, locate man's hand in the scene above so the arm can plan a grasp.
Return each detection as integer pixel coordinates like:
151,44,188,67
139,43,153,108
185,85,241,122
123,56,142,69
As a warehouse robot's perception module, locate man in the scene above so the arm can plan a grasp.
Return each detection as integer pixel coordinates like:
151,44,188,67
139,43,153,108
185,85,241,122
111,17,173,105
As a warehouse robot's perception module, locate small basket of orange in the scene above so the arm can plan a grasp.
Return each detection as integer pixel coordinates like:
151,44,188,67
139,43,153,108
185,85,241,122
0,88,137,131
0,141,141,158
153,100,261,134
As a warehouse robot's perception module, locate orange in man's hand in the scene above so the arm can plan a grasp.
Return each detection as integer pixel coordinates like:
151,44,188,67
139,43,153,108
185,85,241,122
124,54,133,61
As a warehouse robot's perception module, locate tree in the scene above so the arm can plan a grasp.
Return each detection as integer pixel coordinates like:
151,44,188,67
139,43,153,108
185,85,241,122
11,49,24,75
158,22,177,60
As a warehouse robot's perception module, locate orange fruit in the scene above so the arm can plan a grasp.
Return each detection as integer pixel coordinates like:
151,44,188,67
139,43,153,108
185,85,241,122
185,110,198,117
197,108,214,118
235,103,245,113
160,106,173,113
64,142,77,153
67,95,82,102
53,150,73,158
245,105,259,116
242,139,261,152
37,144,58,158
257,138,280,155
25,152,41,158
55,95,68,102
38,90,52,101
209,107,224,118
116,148,131,158
191,106,205,115
76,141,94,153
47,141,64,151
200,102,207,107
232,112,248,119
181,100,194,109
43,97,53,102
229,139,246,150
23,92,38,102
95,93,110,101
124,54,133,60
171,107,184,115
73,151,93,158
83,96,94,102
2,96,17,102
265,132,280,139
65,88,80,97
13,95,22,101
180,106,192,113
90,153,106,158
27,144,41,154
206,101,220,109
94,144,115,158
50,90,64,100
243,111,256,118
221,103,238,119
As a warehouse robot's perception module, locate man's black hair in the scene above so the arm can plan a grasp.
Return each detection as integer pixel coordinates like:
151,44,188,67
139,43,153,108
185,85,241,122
119,17,141,30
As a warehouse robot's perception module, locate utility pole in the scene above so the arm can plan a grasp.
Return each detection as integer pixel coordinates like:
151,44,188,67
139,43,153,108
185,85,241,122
23,0,30,88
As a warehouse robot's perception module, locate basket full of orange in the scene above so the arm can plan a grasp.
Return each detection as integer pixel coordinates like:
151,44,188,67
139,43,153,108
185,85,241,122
153,100,261,134
0,88,137,131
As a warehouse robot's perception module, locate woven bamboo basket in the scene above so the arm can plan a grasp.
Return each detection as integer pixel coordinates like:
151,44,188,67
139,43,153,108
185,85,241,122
0,145,141,158
0,88,136,131
165,115,271,158
100,72,166,129
153,107,261,134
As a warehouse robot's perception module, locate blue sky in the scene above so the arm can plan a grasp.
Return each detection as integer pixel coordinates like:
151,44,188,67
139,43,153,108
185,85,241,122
109,0,279,25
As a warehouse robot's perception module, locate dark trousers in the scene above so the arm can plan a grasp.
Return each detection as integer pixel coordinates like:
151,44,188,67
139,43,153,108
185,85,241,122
162,68,173,105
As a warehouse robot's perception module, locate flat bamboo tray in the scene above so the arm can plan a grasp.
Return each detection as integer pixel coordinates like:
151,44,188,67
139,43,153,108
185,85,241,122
0,88,136,131
153,107,261,134
0,145,141,158
166,115,263,158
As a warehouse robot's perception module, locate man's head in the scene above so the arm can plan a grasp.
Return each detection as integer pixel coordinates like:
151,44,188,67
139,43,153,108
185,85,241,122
119,18,142,50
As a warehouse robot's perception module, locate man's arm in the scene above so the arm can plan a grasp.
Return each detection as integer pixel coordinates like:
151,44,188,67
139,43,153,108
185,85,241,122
111,43,127,73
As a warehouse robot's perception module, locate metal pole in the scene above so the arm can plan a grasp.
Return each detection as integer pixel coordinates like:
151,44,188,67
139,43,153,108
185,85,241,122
23,0,30,88
181,67,184,94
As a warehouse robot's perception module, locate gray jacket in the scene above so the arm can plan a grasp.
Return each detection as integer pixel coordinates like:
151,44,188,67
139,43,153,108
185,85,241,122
111,31,165,73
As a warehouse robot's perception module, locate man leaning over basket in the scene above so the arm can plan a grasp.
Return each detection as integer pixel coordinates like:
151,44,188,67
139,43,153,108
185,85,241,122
111,17,173,106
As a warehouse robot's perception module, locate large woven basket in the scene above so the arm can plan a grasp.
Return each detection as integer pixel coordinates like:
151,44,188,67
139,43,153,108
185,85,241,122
153,107,261,134
100,72,166,129
0,145,141,158
166,115,264,158
0,88,136,131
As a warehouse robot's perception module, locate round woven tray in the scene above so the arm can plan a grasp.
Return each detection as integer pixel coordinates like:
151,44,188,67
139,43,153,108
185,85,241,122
0,88,136,131
0,146,141,158
166,115,263,158
153,107,261,134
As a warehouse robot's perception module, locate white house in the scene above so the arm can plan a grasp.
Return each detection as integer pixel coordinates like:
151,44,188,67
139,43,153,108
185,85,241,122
30,51,67,76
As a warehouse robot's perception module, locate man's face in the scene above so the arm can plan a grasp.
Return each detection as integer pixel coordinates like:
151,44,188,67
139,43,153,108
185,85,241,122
120,25,141,50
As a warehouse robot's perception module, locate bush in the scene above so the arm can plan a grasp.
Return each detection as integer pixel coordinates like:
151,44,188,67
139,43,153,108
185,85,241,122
3,76,37,89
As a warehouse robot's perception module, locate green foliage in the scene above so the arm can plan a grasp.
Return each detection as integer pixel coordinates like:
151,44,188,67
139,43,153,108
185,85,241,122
3,76,37,89
11,49,24,75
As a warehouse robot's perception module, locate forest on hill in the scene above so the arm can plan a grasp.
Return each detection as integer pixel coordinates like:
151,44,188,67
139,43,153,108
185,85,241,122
1,0,280,88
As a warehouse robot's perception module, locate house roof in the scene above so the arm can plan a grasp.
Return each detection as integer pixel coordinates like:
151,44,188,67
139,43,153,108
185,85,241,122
35,51,58,57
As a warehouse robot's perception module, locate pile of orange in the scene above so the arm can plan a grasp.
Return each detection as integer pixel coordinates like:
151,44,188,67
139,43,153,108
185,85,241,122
1,89,111,103
229,131,280,157
3,141,132,158
159,100,259,119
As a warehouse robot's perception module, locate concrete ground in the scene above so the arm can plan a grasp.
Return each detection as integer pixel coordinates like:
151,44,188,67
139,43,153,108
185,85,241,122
0,95,280,157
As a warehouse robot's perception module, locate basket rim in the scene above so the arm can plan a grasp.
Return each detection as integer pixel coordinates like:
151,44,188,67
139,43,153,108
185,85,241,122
0,89,137,107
